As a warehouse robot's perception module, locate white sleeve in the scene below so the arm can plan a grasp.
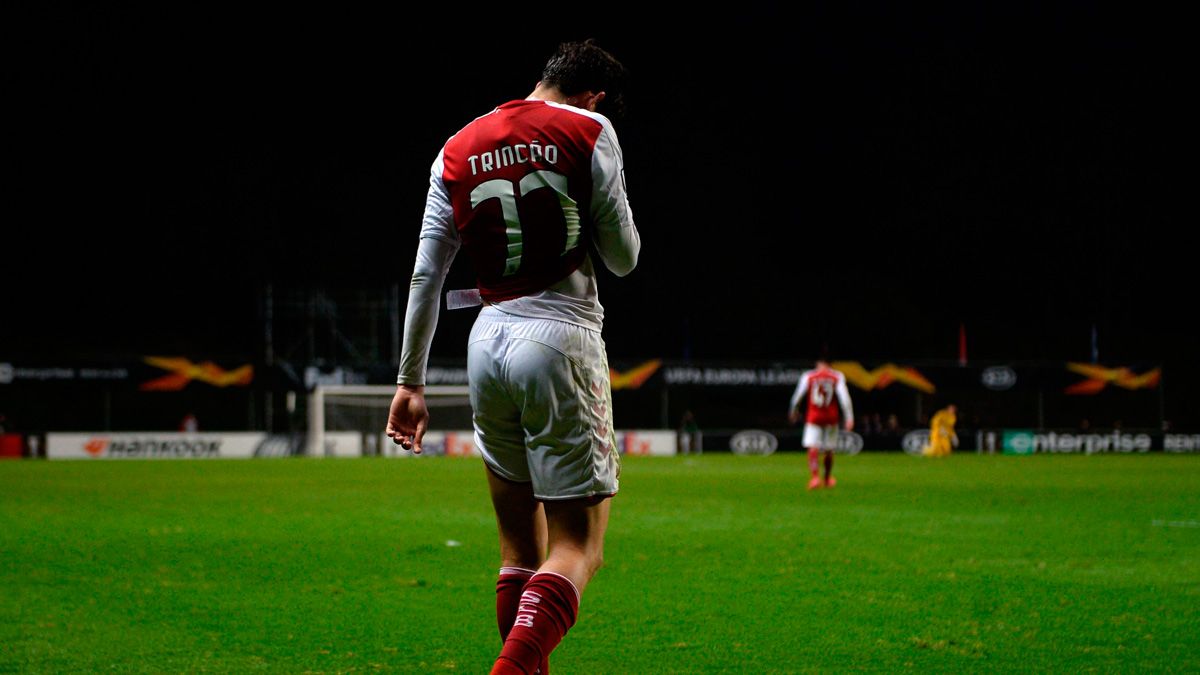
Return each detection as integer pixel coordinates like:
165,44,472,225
419,150,459,245
789,372,810,413
836,374,854,424
397,155,460,385
589,120,640,277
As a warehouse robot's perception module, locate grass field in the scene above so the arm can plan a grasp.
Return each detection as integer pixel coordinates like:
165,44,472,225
2,453,1199,673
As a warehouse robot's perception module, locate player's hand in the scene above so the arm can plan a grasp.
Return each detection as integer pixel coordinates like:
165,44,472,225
788,409,800,426
845,420,854,432
386,385,429,454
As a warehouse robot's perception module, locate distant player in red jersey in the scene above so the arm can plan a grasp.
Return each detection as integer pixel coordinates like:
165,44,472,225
386,40,639,674
788,359,855,490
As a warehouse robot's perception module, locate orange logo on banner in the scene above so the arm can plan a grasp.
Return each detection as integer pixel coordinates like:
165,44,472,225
140,357,255,391
832,361,936,394
84,438,109,457
610,359,662,391
621,433,652,456
1064,363,1161,395
442,433,474,457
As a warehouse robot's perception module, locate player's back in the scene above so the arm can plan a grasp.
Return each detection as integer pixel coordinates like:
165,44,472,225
804,367,843,425
440,100,608,303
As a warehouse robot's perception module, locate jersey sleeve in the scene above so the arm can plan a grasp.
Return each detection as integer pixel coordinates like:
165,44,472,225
789,372,811,412
836,373,854,425
589,120,640,277
419,150,458,245
397,150,461,386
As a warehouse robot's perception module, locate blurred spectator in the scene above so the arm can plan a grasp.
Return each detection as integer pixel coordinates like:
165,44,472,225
179,412,199,433
677,410,701,455
0,412,7,434
884,414,901,436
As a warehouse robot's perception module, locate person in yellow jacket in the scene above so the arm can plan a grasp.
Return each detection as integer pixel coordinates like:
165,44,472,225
922,404,958,457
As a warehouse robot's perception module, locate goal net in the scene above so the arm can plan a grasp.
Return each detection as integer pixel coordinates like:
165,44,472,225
306,385,473,457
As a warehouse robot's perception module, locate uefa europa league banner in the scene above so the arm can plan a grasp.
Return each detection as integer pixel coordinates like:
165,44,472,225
600,360,1163,395
0,357,255,391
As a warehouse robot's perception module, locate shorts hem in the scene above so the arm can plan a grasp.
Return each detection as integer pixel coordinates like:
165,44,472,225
533,489,618,501
481,454,530,485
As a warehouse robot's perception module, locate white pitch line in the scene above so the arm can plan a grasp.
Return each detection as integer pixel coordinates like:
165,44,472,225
1151,520,1200,528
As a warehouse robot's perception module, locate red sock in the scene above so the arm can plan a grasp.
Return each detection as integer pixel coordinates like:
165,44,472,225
490,572,580,675
824,452,833,479
496,567,536,641
808,448,820,476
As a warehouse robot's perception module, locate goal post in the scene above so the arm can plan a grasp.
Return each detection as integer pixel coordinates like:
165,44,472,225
306,384,472,457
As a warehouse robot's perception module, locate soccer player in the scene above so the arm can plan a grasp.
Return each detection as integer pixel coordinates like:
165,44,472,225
385,39,639,675
922,404,958,457
787,359,855,490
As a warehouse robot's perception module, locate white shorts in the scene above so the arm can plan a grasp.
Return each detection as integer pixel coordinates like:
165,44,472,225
803,424,840,451
467,307,619,500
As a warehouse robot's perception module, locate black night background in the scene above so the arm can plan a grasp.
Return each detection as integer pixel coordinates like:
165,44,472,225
4,3,1195,428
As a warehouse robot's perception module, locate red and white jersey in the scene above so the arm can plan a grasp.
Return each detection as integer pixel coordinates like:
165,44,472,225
397,98,640,385
421,99,639,327
788,366,854,427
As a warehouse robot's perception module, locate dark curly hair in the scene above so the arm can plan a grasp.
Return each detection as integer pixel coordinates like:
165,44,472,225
540,39,628,122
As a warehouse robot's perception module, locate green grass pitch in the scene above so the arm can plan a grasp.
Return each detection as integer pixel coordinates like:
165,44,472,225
2,453,1199,673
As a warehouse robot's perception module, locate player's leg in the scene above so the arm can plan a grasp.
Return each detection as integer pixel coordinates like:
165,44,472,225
928,433,946,457
490,319,619,675
807,448,822,489
486,467,547,642
541,494,610,592
469,312,549,647
802,424,822,489
491,496,610,675
823,426,837,487
922,433,936,457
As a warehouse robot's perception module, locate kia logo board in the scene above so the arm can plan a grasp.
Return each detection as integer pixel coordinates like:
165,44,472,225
730,430,779,456
981,366,1017,391
837,431,864,455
